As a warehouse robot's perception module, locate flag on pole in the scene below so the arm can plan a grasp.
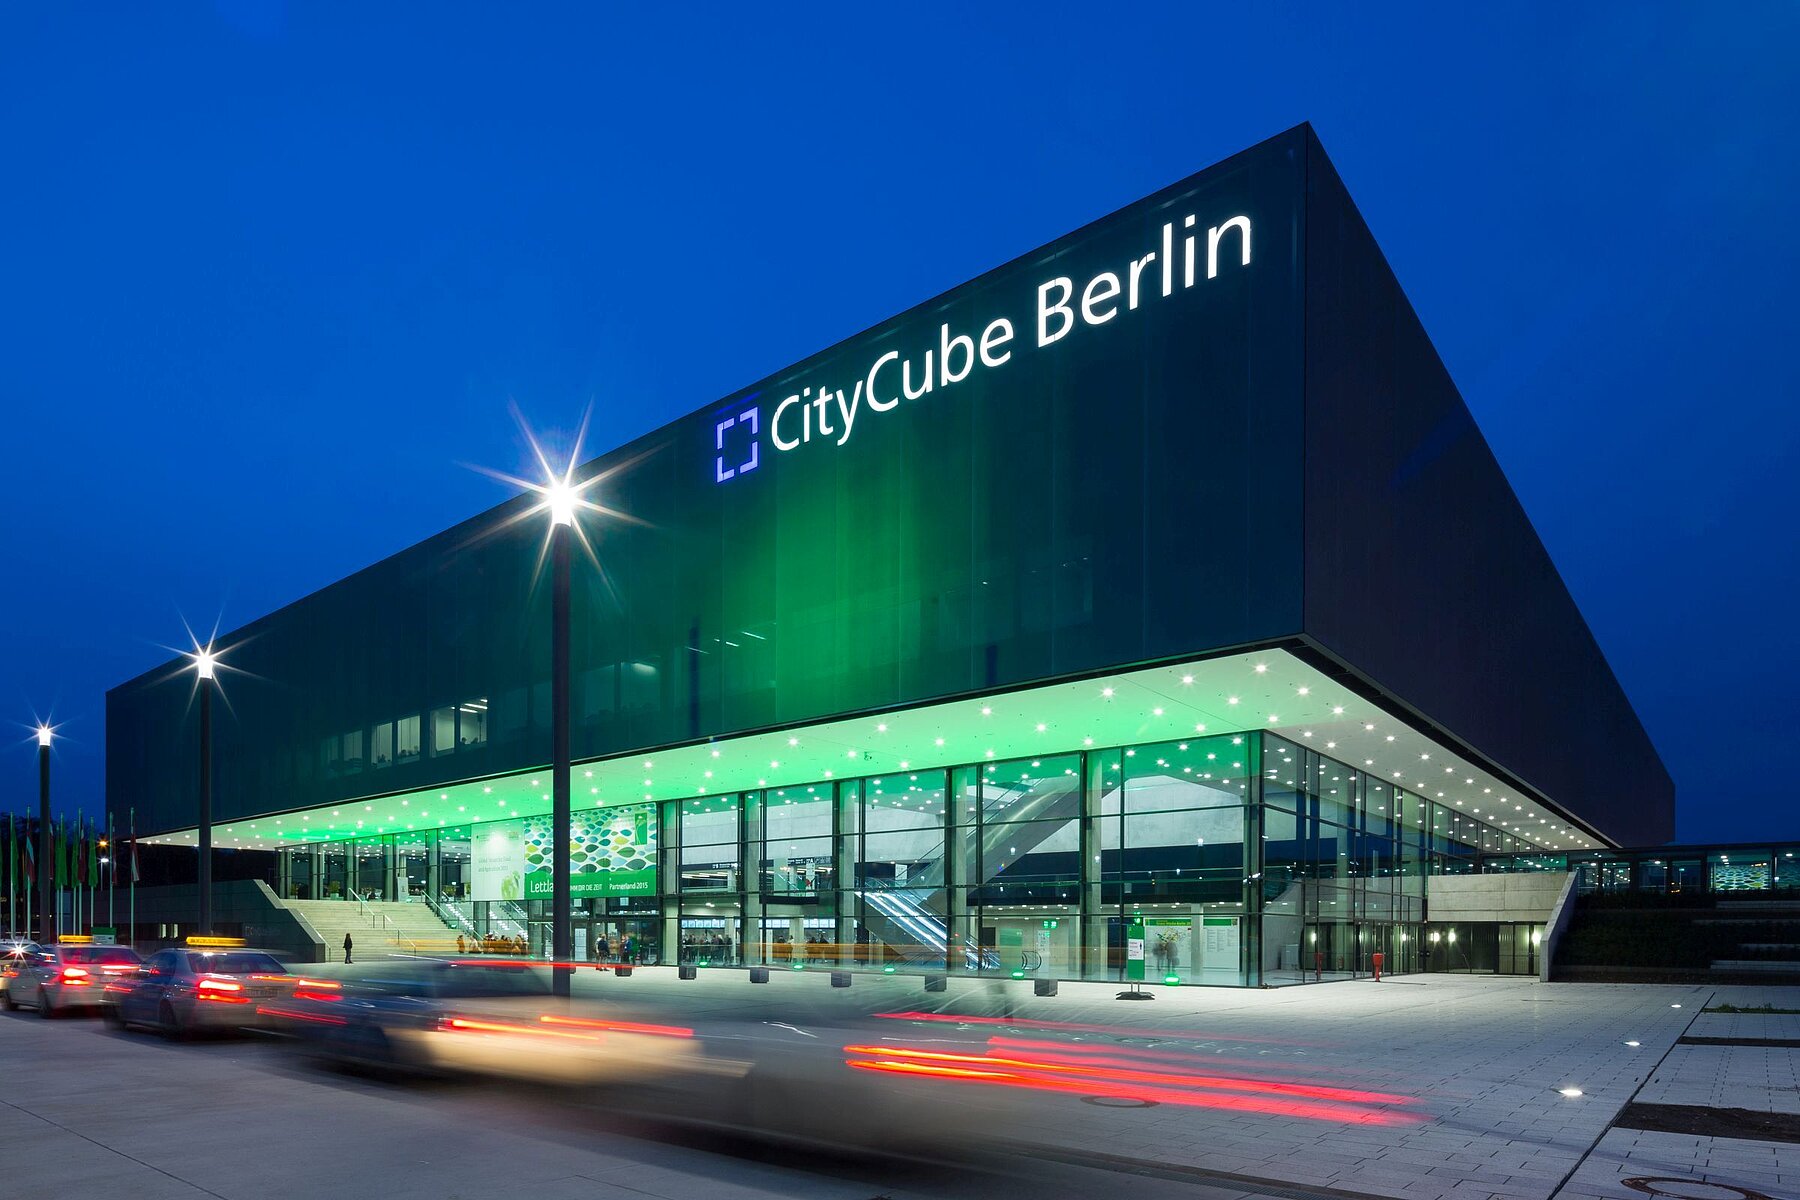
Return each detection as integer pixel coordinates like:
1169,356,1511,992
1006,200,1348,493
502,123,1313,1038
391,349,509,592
130,809,140,883
75,816,87,888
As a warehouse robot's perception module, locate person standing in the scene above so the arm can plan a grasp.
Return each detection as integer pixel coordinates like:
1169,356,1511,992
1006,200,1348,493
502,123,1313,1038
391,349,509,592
343,932,353,964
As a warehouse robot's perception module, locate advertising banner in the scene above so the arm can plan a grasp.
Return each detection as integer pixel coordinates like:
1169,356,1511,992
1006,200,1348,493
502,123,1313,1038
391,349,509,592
1144,916,1192,976
524,803,658,899
472,821,526,902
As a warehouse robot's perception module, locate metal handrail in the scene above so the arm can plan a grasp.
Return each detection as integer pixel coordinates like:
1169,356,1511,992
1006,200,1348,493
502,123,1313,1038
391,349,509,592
424,894,475,935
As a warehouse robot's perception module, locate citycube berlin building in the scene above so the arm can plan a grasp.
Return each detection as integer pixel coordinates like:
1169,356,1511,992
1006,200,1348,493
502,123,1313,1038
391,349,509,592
107,126,1672,985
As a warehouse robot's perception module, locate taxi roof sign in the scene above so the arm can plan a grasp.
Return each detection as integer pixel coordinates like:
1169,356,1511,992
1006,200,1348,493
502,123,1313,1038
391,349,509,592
185,935,246,947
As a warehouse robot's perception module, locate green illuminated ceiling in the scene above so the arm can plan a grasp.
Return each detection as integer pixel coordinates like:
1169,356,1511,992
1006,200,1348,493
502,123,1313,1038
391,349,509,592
147,649,1596,853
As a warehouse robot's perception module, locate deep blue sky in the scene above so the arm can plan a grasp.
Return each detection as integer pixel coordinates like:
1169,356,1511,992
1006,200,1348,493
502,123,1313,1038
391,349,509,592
3,4,1796,843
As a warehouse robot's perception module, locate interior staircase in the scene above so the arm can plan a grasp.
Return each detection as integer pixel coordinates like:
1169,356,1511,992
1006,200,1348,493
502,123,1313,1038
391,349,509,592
281,898,462,961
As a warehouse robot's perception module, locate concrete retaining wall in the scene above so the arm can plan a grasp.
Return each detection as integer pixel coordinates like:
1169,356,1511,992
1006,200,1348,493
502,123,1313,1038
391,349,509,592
1427,872,1572,924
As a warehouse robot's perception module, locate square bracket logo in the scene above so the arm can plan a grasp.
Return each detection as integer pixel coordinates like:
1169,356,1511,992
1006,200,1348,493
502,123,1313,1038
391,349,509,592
714,401,760,483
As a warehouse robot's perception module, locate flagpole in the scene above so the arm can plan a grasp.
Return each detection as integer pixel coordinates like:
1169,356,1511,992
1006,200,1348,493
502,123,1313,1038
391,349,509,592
108,811,115,931
129,807,137,952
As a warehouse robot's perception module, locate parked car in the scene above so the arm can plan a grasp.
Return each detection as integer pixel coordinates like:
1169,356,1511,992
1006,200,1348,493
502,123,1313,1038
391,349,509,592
0,941,39,997
4,944,143,1017
105,946,295,1037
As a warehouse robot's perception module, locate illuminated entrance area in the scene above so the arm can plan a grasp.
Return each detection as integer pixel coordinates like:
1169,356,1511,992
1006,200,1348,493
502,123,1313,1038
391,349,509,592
145,650,1586,986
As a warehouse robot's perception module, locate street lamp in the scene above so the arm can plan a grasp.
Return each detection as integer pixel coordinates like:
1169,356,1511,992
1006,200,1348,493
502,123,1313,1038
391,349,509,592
36,725,52,945
482,410,648,998
191,646,218,936
548,480,574,996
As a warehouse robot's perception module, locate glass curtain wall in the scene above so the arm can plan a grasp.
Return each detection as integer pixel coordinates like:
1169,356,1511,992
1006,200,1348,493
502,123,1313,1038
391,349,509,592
275,731,1546,986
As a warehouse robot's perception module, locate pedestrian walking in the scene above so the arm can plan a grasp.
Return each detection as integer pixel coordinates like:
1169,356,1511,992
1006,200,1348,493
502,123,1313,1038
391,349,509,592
343,932,353,964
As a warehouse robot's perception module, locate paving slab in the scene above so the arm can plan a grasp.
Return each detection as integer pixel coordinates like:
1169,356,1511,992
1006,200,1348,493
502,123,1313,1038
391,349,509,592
1553,1126,1800,1199
1688,1011,1800,1041
1638,1042,1800,1114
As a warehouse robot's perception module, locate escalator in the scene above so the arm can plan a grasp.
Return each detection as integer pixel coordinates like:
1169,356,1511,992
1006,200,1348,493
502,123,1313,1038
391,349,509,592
853,775,1080,968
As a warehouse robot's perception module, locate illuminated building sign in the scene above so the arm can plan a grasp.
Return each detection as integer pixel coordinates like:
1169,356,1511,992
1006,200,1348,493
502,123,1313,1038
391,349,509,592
713,399,760,483
714,211,1251,483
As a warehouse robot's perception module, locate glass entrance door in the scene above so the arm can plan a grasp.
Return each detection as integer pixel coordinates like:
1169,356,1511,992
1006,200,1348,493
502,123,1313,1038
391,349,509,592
587,917,659,965
321,843,348,900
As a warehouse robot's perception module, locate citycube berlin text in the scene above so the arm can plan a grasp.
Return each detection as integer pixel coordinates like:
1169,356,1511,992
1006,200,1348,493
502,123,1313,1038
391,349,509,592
759,211,1252,461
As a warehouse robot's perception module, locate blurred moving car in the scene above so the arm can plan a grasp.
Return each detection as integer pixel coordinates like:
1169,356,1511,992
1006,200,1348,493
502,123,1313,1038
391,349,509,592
0,941,39,998
104,947,294,1037
4,944,142,1018
267,959,698,1084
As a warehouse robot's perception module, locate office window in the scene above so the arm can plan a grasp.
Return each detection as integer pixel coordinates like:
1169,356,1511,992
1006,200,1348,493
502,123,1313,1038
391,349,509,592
458,699,488,748
395,715,420,763
431,706,455,755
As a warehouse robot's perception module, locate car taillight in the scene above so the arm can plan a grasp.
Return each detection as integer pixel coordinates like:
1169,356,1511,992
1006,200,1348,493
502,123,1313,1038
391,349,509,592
60,966,90,985
438,1015,516,1034
196,977,250,1003
292,978,341,1002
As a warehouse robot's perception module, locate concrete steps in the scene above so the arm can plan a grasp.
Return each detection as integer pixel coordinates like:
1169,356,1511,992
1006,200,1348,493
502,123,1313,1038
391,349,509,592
281,899,462,958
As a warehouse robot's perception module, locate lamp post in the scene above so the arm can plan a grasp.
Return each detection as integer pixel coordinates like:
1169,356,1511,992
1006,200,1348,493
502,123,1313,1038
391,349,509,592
36,725,52,945
548,483,575,997
194,649,216,936
484,419,621,997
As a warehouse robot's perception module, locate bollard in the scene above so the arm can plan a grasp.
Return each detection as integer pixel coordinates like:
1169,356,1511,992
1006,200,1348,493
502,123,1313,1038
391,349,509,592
1034,978,1058,997
924,974,947,992
830,971,852,988
678,964,697,980
749,966,769,983
615,966,632,978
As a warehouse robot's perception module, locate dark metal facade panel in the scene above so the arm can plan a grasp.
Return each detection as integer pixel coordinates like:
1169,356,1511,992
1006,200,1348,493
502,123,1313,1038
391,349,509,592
1298,130,1673,846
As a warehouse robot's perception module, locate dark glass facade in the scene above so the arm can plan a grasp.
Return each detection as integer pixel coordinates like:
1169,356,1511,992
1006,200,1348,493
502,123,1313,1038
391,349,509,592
110,131,1306,838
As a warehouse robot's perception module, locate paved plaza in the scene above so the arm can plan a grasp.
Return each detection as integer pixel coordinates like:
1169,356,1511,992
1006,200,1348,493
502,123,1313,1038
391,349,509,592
5,969,1800,1200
